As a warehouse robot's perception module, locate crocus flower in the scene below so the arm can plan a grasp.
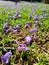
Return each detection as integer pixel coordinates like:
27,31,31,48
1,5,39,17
15,12,19,17
34,14,38,20
13,12,19,19
5,28,11,33
25,35,32,45
13,24,20,33
3,23,11,33
13,24,20,30
17,46,30,52
15,40,30,52
1,51,12,64
3,23,9,30
15,24,20,29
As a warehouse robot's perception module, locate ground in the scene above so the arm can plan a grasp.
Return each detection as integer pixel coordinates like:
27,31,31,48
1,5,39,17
0,1,49,65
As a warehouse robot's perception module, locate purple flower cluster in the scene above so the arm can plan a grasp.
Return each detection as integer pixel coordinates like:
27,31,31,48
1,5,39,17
1,51,12,64
13,24,20,33
15,35,32,52
13,24,20,29
15,40,30,52
3,23,11,33
3,23,21,34
17,44,29,52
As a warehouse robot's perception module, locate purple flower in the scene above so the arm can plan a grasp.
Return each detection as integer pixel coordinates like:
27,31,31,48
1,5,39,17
17,46,30,52
30,27,38,33
6,28,11,33
15,40,30,52
13,24,20,33
1,51,12,64
13,24,20,30
13,12,19,19
15,24,20,29
25,35,32,45
15,12,19,17
34,14,38,20
13,12,21,19
3,23,9,30
3,23,11,33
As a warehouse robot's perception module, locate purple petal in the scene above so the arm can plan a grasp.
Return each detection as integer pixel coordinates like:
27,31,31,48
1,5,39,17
1,51,12,64
25,47,30,51
19,44,26,47
15,24,20,29
34,14,38,20
6,28,11,33
13,12,19,19
17,46,25,52
25,35,32,45
17,46,29,52
13,24,20,30
13,12,19,18
5,59,9,64
30,27,38,33
3,23,9,30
